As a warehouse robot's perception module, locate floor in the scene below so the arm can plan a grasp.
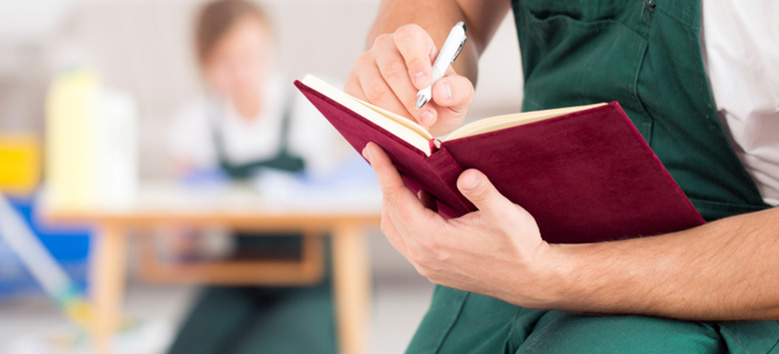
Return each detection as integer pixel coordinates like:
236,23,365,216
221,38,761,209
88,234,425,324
0,234,435,354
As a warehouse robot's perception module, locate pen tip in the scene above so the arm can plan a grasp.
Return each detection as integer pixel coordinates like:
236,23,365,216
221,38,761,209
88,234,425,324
415,95,428,110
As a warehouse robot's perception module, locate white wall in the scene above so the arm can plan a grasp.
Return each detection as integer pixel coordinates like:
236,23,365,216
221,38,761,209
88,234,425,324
0,0,523,177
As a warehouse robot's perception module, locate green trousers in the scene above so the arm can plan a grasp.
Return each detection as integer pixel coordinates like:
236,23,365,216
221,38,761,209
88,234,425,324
409,287,779,353
167,283,336,354
167,235,336,354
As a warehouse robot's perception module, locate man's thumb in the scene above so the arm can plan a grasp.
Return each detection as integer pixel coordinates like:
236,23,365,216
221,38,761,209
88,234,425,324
457,169,510,215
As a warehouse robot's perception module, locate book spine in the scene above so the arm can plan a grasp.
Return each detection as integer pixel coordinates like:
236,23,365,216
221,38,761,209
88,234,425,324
426,144,474,218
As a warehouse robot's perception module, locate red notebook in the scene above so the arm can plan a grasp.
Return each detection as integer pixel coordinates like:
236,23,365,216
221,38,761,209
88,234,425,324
295,75,705,243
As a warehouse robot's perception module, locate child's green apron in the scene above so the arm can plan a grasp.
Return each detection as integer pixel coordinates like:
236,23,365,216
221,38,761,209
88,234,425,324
406,0,778,352
168,95,336,354
211,92,309,259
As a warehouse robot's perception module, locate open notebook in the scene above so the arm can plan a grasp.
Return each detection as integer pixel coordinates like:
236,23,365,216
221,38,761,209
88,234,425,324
295,75,704,243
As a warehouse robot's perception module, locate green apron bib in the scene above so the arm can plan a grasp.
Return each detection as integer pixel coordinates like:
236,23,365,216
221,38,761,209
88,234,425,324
210,92,305,179
406,1,778,353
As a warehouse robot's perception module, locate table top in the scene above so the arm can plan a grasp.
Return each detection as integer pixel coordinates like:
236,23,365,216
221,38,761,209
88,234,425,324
38,181,382,228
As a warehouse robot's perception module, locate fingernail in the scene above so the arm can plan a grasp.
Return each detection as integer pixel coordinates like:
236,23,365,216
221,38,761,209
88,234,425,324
362,145,372,161
441,82,452,101
460,172,479,191
420,111,434,126
414,72,427,86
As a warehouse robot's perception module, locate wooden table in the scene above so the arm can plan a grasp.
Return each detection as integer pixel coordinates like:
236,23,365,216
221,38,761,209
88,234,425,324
39,182,381,354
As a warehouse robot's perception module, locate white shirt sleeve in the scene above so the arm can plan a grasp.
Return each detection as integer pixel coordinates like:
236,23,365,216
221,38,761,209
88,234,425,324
701,0,779,206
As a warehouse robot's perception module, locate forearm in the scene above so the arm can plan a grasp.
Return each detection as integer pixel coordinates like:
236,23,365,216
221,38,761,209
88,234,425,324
545,207,779,320
367,0,508,84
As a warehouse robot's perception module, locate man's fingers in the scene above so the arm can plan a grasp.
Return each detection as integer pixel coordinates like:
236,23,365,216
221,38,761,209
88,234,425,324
348,24,475,136
423,71,473,136
457,169,512,219
374,44,436,124
363,142,406,191
356,58,414,119
431,74,474,113
380,203,409,258
364,142,438,221
344,74,367,101
393,24,437,90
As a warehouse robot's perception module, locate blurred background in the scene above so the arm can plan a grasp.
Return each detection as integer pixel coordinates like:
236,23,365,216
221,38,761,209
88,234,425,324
0,0,522,353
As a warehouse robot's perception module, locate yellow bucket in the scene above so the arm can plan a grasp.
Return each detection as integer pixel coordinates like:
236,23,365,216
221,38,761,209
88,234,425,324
0,134,41,196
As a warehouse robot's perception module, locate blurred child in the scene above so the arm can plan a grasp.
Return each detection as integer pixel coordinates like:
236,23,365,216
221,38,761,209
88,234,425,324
166,1,341,353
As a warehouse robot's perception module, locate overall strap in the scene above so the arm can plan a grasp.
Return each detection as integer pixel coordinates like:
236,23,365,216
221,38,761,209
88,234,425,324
207,94,236,177
276,89,295,156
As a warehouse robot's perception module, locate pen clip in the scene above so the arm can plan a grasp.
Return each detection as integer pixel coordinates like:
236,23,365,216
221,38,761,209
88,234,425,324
452,37,466,63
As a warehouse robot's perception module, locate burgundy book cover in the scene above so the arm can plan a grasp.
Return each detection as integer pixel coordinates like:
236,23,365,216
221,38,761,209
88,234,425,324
294,80,705,244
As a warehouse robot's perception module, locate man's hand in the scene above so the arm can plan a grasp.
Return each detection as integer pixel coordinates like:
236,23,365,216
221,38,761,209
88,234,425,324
364,141,779,321
345,25,475,137
362,142,565,307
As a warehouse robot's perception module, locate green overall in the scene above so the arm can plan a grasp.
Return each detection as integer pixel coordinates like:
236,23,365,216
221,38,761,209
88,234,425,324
406,0,779,353
167,94,336,354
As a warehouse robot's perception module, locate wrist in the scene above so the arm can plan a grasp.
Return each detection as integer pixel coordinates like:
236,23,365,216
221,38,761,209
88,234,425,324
540,242,624,314
535,242,579,308
500,241,577,310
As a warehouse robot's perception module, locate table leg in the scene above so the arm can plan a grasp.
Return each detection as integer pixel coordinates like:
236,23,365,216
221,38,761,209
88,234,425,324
90,223,128,354
331,224,371,354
